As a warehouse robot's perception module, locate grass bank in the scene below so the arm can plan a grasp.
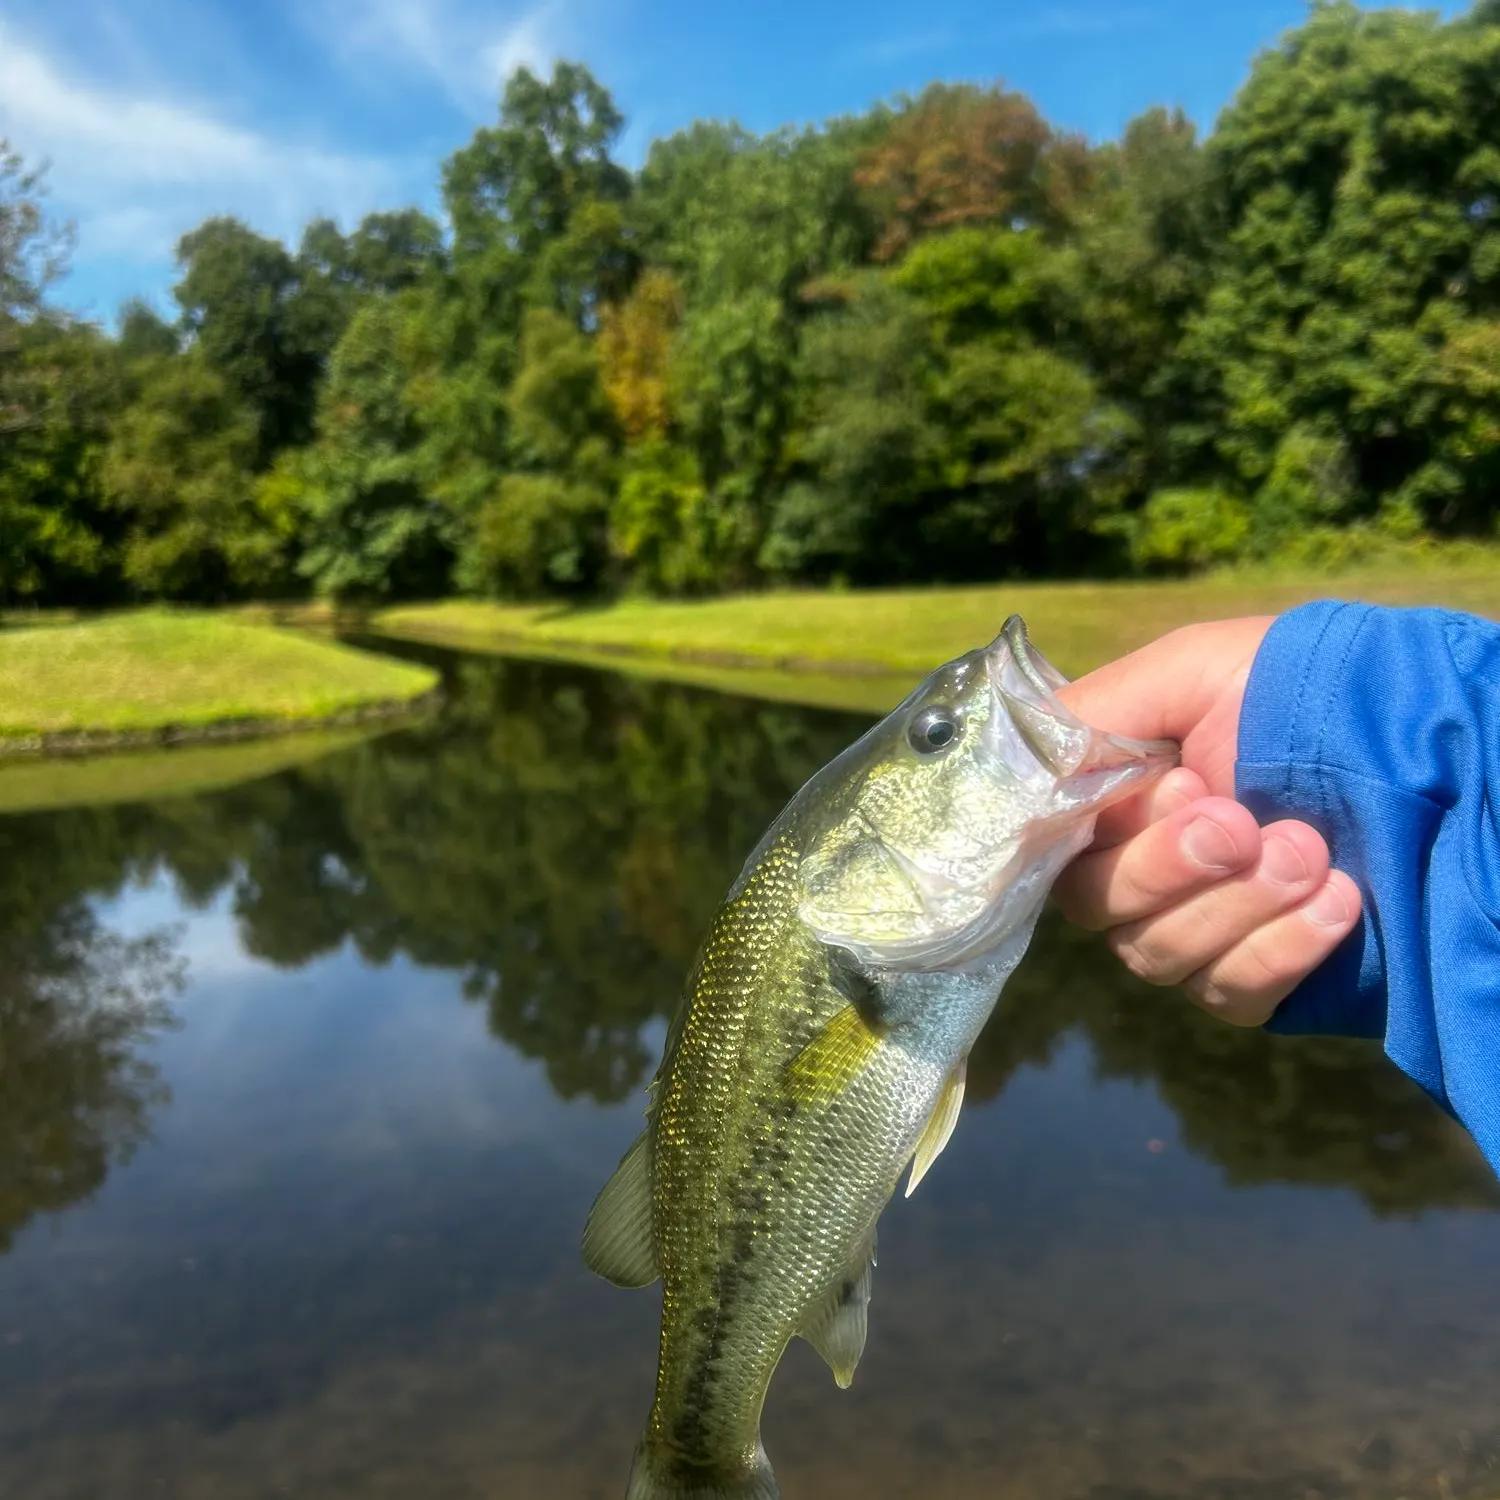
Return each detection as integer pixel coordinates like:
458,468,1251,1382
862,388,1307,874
0,609,439,755
377,564,1500,692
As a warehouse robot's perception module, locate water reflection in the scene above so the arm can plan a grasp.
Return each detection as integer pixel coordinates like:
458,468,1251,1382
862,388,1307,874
0,646,1497,1498
0,815,182,1250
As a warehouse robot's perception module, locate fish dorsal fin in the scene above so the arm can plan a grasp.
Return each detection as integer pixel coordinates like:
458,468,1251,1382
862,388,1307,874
797,1231,877,1389
582,1129,658,1288
905,1058,967,1198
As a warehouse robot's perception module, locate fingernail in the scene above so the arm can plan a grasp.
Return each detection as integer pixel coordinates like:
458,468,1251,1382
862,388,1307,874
1181,816,1238,873
1262,833,1309,887
1304,880,1353,929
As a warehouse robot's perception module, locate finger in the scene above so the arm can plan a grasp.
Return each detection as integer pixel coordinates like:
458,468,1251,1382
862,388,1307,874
1183,871,1363,1026
1057,796,1262,932
1090,766,1210,851
1056,617,1275,746
1105,822,1331,987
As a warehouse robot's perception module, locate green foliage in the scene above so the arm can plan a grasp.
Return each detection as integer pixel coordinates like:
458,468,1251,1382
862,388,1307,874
103,353,286,600
0,319,120,607
116,299,179,362
465,308,615,594
766,277,940,580
18,14,1500,607
1130,488,1252,572
0,151,116,608
291,210,446,373
472,471,605,595
293,296,455,602
444,63,630,264
1181,1,1500,539
891,227,1139,575
611,440,716,594
173,217,324,462
0,139,69,323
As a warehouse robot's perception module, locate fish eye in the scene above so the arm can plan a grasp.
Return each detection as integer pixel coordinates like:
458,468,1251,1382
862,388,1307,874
908,705,962,755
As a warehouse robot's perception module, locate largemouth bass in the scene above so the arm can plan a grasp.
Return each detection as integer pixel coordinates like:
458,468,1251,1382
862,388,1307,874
583,617,1178,1499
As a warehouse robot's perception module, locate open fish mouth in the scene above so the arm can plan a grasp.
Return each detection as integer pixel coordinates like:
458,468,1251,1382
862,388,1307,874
987,614,1178,806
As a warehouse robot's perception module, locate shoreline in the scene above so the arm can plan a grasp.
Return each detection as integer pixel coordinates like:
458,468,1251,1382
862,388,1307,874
0,689,443,761
375,618,907,678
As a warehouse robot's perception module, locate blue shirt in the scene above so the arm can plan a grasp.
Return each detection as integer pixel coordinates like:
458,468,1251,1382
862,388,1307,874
1238,600,1500,1174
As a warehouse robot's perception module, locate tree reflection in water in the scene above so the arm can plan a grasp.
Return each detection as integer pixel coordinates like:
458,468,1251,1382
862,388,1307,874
0,643,1492,1253
0,816,183,1251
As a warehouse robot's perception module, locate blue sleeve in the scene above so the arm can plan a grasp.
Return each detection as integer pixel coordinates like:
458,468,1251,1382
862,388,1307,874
1236,600,1500,1173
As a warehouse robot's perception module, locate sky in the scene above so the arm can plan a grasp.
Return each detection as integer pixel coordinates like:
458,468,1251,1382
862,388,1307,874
0,0,1472,325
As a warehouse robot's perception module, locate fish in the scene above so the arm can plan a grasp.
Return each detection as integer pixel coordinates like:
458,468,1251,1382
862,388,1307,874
582,616,1178,1500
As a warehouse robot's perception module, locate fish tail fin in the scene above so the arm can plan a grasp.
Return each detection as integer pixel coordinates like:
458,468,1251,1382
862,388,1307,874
625,1434,779,1500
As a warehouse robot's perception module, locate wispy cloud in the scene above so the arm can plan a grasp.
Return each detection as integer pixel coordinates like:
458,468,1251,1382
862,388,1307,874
850,6,1159,72
0,22,402,303
1004,5,1162,39
848,29,958,68
309,0,567,110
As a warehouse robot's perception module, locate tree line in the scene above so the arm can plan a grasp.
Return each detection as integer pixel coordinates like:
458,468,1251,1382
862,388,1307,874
3,0,1500,608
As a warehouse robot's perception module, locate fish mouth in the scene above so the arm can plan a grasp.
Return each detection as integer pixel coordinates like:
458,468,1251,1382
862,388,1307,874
985,614,1179,808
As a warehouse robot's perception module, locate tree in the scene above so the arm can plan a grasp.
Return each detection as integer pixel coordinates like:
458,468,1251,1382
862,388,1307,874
116,298,179,362
1051,107,1220,443
294,295,456,601
0,149,119,607
103,353,288,599
0,141,69,327
0,320,121,606
173,217,322,461
854,83,1094,262
445,63,630,262
291,209,447,366
467,307,615,594
764,276,942,582
1181,2,1500,539
442,61,632,326
890,227,1138,576
597,267,682,441
633,118,878,304
1,141,73,439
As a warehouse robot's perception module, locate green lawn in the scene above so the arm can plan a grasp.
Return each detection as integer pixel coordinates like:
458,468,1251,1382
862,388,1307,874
0,609,438,747
377,564,1500,683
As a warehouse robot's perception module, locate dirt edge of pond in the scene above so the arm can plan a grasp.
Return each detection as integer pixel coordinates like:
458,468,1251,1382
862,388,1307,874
377,622,912,681
0,689,444,761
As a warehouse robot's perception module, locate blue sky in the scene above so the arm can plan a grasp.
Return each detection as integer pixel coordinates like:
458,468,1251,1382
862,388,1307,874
0,0,1470,324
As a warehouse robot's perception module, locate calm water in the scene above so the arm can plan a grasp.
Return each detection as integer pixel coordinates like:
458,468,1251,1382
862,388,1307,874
2,642,1499,1500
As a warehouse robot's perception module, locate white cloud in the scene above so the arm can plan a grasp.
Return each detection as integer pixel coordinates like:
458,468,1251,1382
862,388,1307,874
0,21,402,284
484,8,558,88
314,0,565,110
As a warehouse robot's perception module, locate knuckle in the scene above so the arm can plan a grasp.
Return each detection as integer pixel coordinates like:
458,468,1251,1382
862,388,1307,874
1108,928,1183,987
1236,927,1301,991
1182,972,1275,1028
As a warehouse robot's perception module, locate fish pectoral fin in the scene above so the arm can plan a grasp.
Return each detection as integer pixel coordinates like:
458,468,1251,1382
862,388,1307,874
581,1129,659,1288
905,1058,967,1199
784,1001,884,1108
797,1231,877,1390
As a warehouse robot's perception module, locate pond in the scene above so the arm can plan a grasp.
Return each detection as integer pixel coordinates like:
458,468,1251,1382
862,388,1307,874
1,640,1498,1500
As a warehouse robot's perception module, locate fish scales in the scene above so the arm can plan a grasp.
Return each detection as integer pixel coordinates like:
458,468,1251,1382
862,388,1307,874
584,617,1179,1500
651,828,913,1474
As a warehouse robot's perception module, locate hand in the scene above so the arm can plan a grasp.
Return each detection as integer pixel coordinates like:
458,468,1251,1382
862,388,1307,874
1053,618,1362,1026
